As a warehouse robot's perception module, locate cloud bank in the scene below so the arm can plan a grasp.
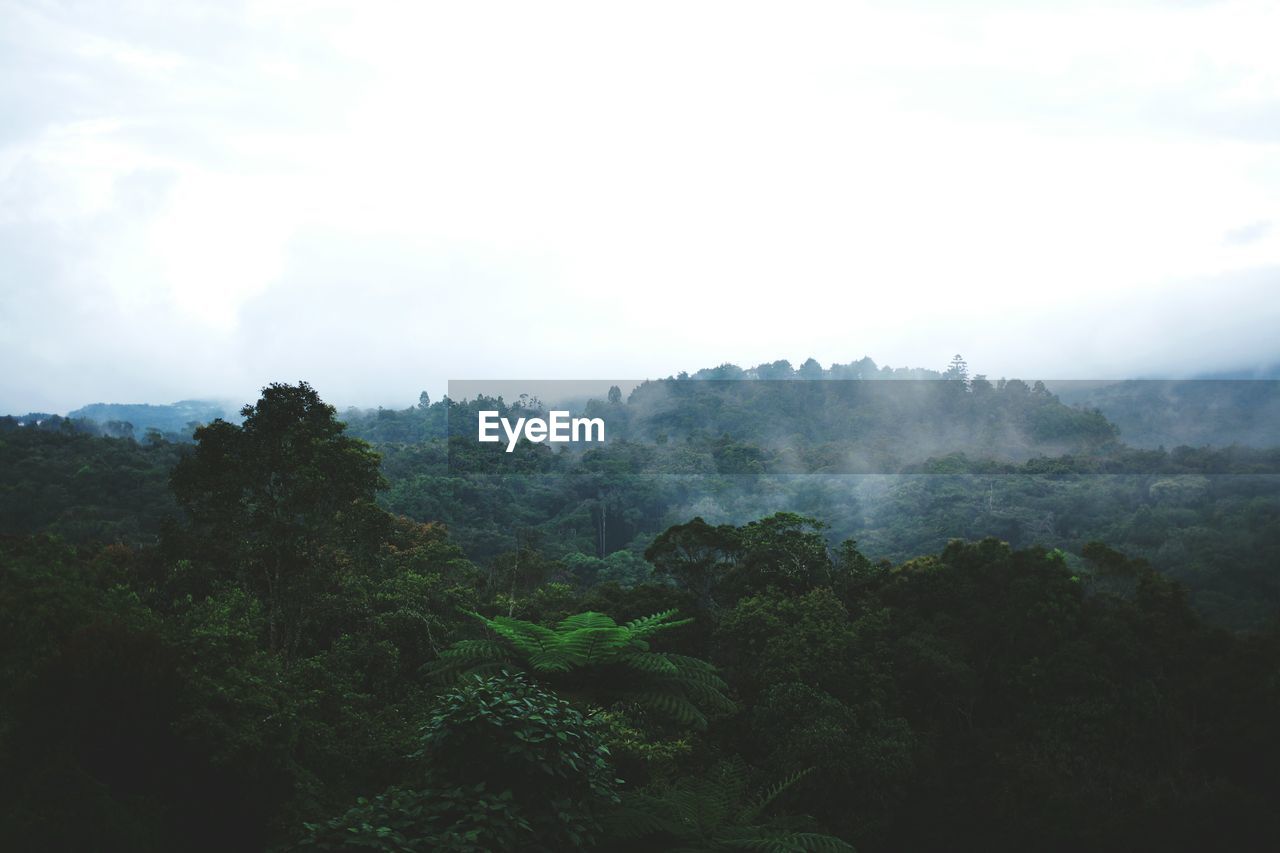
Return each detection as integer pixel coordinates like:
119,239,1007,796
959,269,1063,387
3,0,1279,412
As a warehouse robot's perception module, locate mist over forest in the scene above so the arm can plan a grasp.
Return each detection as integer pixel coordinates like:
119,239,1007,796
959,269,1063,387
6,0,1280,847
3,354,1280,851
13,354,1276,628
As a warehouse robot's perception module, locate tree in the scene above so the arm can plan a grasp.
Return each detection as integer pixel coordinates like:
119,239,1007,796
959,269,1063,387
797,358,825,380
944,354,969,384
432,610,733,728
169,382,389,655
644,517,741,610
754,360,796,381
692,363,747,381
733,513,834,597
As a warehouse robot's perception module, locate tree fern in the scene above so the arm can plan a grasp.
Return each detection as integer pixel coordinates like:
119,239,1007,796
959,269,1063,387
559,611,622,632
429,609,731,728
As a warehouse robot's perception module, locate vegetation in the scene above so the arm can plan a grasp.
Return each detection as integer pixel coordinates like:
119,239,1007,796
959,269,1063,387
300,671,619,852
2,366,1279,851
431,610,733,728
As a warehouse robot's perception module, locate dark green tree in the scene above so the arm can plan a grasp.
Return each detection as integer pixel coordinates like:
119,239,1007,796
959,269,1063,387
645,517,741,610
169,382,389,655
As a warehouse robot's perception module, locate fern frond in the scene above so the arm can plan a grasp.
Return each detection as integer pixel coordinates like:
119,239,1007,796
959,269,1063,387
657,665,730,692
663,783,716,829
425,639,508,680
723,832,856,852
477,613,560,655
557,611,619,632
747,768,815,817
619,652,680,675
661,652,721,672
434,638,506,663
625,609,693,639
561,626,630,665
454,660,507,679
624,691,709,729
710,756,751,802
665,678,735,714
525,647,576,673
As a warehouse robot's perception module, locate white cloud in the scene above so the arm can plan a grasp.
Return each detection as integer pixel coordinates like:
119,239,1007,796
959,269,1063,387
2,0,1279,412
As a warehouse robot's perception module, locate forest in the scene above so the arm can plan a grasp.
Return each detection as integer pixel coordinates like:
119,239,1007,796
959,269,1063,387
1,360,1278,851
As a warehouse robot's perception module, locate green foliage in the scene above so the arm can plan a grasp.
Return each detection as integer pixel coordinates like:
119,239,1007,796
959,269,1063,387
299,784,532,853
0,419,183,542
563,549,654,588
734,513,836,596
645,517,741,609
714,588,857,700
7,373,1280,851
608,758,855,852
433,609,734,728
590,707,693,785
169,382,391,655
299,671,619,852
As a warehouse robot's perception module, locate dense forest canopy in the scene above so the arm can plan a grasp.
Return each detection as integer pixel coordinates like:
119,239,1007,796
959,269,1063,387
2,364,1279,851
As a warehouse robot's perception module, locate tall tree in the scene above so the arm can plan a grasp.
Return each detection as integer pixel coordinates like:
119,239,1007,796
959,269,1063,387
169,382,388,655
797,357,825,380
944,353,969,383
644,517,741,609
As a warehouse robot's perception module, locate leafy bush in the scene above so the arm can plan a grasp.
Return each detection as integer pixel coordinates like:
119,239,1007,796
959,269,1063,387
299,671,619,852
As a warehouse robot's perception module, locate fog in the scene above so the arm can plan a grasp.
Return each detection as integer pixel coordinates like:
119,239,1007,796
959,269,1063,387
3,0,1280,413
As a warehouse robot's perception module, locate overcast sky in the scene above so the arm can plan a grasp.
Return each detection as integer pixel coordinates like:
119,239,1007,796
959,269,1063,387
3,0,1280,413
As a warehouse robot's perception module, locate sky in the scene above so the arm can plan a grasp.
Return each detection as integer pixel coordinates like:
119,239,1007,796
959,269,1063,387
2,0,1280,413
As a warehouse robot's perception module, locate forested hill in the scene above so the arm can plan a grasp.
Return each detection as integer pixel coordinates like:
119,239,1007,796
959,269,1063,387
333,366,1280,631
67,400,235,437
2,380,1279,852
600,375,1120,468
342,356,1124,466
1051,379,1280,449
7,360,1280,631
25,355,1280,454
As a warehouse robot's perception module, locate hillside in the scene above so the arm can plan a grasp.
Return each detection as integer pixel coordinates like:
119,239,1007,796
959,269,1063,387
66,399,234,438
2,379,1277,852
